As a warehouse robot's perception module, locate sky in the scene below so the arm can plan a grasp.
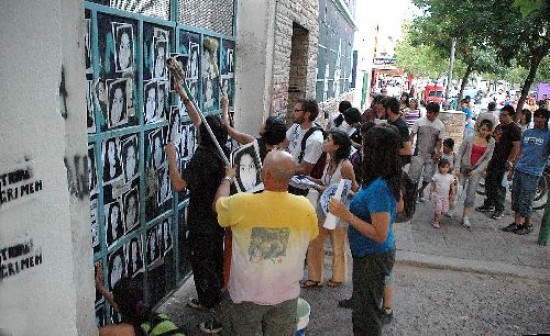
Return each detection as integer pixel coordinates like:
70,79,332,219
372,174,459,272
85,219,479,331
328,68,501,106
354,0,421,57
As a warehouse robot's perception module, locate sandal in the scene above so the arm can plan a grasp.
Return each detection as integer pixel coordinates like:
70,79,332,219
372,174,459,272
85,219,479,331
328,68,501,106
300,280,322,288
327,280,342,288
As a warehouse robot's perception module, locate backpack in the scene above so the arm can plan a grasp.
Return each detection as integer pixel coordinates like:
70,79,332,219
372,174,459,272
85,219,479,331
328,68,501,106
137,313,186,336
298,124,327,179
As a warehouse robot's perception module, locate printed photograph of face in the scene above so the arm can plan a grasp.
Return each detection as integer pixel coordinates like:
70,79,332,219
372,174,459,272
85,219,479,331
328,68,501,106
94,79,108,118
180,124,196,159
88,144,98,195
234,148,262,193
144,80,157,124
103,138,123,184
107,79,128,128
121,135,138,183
90,197,99,250
187,43,199,79
156,167,172,206
186,79,197,101
108,248,124,290
148,129,165,170
162,218,172,255
122,188,139,232
146,226,160,264
85,18,92,75
203,78,217,111
153,38,167,79
105,200,124,248
87,80,96,133
168,108,181,144
124,236,143,278
156,81,167,121
225,48,234,74
113,23,134,73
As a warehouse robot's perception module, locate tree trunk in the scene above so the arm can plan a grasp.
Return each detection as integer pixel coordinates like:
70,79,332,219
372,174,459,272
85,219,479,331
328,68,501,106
517,50,545,115
456,63,473,105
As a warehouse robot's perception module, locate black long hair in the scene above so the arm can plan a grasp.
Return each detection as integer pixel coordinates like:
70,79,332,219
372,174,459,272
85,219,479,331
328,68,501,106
262,116,286,146
199,115,230,158
361,125,402,199
329,129,352,163
112,278,149,325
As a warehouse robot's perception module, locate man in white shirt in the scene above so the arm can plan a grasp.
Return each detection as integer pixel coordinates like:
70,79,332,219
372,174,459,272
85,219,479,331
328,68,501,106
281,99,324,176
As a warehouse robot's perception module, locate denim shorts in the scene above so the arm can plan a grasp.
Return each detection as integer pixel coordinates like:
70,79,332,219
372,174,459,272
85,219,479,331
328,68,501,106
511,170,541,217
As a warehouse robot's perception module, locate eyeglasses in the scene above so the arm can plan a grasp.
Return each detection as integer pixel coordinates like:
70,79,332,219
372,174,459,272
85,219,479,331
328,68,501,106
294,109,304,112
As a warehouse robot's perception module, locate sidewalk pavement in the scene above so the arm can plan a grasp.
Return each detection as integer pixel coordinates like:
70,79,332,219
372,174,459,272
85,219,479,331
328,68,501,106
398,195,550,281
158,195,550,334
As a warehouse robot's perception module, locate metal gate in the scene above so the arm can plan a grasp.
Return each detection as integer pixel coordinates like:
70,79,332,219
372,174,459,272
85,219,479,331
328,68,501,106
84,1,236,326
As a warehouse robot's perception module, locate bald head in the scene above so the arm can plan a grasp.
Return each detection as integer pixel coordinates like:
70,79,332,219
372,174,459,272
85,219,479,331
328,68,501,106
262,150,296,187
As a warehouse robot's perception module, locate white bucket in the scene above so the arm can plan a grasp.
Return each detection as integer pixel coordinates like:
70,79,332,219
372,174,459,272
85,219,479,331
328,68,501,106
296,298,310,336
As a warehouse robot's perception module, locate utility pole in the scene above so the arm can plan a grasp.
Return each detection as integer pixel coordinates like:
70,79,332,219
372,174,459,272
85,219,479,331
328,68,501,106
445,38,456,108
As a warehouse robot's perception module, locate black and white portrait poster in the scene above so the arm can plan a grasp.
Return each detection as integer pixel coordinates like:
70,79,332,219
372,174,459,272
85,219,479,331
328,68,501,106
87,80,96,133
105,199,124,248
124,236,144,278
108,247,125,290
152,36,167,79
186,79,198,102
107,78,130,128
112,22,134,73
156,167,172,206
103,137,123,184
120,135,139,183
88,144,98,195
167,107,181,145
169,53,188,92
221,40,234,77
90,196,99,254
144,79,158,124
94,79,108,121
231,141,264,193
85,18,92,76
146,225,161,266
148,128,166,170
180,123,196,160
156,81,168,121
187,43,199,80
122,187,139,232
202,77,218,112
162,218,173,256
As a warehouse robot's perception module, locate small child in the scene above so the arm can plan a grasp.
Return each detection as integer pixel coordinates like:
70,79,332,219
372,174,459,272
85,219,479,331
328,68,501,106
441,138,456,169
441,138,457,216
430,158,455,228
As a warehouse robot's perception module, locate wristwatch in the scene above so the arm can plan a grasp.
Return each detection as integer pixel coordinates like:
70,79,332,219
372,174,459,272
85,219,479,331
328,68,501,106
222,176,233,182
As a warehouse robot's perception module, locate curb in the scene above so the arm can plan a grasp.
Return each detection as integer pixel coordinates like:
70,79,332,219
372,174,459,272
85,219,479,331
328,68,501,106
396,250,550,283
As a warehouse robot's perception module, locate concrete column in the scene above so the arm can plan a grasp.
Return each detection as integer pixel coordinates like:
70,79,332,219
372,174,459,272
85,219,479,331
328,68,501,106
0,0,94,335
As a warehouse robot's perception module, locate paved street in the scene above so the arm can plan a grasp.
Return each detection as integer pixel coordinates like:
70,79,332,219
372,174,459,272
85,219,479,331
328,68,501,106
159,195,550,335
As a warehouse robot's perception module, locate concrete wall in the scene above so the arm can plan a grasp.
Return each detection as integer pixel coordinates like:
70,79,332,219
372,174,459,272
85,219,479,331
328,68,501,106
0,1,95,335
234,0,319,135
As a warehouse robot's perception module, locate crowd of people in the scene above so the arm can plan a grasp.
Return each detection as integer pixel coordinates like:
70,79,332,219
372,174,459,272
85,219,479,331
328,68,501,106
95,82,550,335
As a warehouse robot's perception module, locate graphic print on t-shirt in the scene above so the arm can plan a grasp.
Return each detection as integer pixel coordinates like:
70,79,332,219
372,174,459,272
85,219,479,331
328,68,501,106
248,227,290,264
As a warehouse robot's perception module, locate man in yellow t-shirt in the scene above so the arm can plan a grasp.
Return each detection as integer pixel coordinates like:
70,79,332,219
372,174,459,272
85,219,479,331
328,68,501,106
214,150,318,335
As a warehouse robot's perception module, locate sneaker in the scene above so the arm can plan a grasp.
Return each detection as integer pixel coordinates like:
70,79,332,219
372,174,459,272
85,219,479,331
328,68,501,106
381,308,394,325
199,320,222,334
338,298,353,309
187,298,209,311
515,225,533,235
491,210,504,220
501,223,519,232
475,205,495,213
462,217,471,228
432,221,441,228
444,212,453,218
418,192,426,202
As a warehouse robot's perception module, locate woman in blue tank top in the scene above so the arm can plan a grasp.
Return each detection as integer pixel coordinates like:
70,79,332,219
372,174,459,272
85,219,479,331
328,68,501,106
329,124,402,335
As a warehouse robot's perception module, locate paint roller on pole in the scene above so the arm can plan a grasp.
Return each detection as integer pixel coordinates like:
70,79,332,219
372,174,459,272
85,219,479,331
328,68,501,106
165,56,230,166
203,36,223,90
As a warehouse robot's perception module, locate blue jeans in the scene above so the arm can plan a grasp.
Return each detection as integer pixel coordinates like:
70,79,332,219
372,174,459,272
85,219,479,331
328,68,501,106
511,170,541,218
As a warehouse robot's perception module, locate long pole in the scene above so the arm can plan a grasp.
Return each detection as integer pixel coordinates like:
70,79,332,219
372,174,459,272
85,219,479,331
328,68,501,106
445,38,457,108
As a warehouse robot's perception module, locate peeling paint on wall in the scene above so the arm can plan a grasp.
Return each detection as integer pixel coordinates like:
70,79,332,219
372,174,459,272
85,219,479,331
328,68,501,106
64,155,89,200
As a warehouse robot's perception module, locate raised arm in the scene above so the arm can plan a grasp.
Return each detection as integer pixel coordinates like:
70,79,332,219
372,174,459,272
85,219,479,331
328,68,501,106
165,143,188,192
220,92,255,145
174,81,201,128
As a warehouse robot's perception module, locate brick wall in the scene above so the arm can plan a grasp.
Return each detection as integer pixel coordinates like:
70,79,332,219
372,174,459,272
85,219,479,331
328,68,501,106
270,0,319,117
